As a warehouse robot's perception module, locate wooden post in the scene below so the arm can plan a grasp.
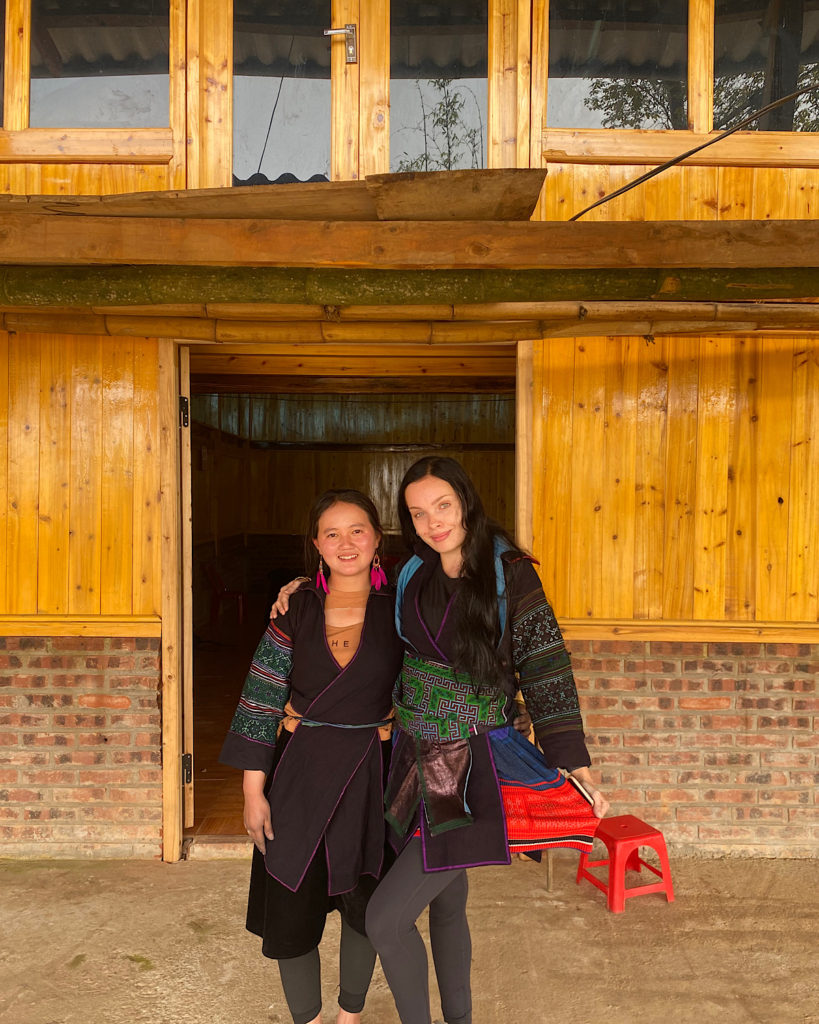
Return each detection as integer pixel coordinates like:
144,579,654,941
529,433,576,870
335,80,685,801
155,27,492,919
689,0,715,134
179,346,194,829
515,339,534,550
332,0,360,179
159,339,183,861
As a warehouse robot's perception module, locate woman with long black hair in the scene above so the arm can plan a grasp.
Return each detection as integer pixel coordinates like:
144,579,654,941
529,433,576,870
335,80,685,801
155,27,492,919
365,456,609,1024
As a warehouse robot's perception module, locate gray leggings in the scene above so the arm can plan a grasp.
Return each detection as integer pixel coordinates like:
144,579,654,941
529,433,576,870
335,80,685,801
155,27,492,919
365,838,472,1024
277,917,377,1024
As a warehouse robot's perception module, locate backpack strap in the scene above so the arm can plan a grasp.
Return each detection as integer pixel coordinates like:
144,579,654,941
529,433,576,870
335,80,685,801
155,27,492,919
396,538,513,648
493,535,511,644
394,554,423,643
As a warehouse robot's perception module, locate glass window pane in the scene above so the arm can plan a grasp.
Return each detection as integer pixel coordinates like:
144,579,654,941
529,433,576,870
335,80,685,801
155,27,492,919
548,1,688,129
715,1,819,132
29,0,170,129
233,1,331,185
390,2,487,172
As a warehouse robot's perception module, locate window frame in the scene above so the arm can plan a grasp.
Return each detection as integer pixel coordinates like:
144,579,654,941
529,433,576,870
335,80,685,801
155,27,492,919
0,0,180,168
538,0,819,169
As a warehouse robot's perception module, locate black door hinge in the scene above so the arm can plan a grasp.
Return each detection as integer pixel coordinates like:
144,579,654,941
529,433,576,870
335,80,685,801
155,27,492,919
179,396,189,428
182,752,193,784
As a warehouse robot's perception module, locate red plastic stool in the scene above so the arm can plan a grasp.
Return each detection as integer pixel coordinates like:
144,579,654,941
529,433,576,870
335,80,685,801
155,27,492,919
576,814,675,913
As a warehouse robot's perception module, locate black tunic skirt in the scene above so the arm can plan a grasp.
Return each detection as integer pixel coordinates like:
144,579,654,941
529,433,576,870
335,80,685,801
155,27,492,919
246,732,394,960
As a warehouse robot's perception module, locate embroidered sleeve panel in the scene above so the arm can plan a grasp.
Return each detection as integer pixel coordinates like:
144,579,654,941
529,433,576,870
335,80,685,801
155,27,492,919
222,618,293,767
507,559,591,769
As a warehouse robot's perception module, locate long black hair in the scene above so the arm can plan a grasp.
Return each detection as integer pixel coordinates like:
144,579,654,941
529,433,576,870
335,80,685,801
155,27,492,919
304,488,383,579
397,456,525,691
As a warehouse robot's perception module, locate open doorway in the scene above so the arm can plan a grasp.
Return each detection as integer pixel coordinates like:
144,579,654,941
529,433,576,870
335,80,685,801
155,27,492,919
184,385,517,840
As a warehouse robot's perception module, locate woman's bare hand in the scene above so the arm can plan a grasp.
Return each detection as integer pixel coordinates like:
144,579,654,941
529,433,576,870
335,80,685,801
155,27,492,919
568,767,610,819
243,771,273,853
270,577,306,619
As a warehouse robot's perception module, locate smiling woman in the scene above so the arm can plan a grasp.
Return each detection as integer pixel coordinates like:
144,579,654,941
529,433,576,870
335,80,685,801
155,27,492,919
219,487,403,1024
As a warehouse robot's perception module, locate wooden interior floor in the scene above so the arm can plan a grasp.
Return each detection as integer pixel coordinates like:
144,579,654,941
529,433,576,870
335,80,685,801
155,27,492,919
185,599,270,838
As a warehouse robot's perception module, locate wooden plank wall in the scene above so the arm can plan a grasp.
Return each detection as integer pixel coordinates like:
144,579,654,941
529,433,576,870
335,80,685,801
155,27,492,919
192,436,516,543
0,332,163,618
539,164,817,222
531,335,819,625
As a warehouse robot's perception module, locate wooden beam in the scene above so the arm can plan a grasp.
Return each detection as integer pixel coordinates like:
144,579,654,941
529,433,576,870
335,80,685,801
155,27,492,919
189,374,517,394
541,129,819,169
0,129,174,163
249,441,515,452
365,170,546,220
1,265,818,307
0,614,162,637
560,619,819,643
2,216,819,270
189,353,516,376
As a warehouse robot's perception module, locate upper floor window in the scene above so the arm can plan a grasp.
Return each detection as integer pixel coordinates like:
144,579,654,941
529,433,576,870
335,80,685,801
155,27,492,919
29,0,170,129
714,0,819,132
547,0,689,129
390,1,488,171
233,1,331,185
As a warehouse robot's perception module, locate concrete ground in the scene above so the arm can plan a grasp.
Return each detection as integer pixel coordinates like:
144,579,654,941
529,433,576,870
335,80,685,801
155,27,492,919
1,852,816,1024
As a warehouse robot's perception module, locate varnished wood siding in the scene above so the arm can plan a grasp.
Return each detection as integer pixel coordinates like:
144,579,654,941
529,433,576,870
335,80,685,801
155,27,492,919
531,335,818,623
0,333,162,616
192,428,515,544
539,164,817,221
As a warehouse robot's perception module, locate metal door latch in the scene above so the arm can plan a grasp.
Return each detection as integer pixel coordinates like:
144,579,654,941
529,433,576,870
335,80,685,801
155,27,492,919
324,23,357,63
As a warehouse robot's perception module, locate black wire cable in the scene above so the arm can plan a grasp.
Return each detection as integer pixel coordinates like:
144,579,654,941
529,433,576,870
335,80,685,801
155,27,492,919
256,35,297,176
569,81,819,221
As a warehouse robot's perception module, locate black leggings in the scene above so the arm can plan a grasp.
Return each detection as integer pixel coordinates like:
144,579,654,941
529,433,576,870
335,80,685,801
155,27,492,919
365,838,472,1024
277,917,377,1024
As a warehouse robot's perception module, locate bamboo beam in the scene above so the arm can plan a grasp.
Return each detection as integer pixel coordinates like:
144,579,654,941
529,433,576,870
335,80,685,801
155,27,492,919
4,298,819,327
2,216,819,270
1,266,818,308
4,307,819,345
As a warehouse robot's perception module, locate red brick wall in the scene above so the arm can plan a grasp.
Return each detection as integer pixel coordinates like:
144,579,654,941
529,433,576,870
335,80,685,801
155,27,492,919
570,640,819,856
0,636,163,857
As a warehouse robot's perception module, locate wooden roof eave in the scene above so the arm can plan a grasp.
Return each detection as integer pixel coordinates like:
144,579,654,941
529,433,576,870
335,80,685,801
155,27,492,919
0,175,818,334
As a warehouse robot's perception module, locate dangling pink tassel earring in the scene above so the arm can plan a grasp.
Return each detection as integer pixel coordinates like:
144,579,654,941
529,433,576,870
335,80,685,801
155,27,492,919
315,556,329,593
370,552,388,591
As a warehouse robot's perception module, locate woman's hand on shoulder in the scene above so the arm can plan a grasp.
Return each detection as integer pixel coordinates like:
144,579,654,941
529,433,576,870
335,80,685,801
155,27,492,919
270,577,308,619
511,707,533,736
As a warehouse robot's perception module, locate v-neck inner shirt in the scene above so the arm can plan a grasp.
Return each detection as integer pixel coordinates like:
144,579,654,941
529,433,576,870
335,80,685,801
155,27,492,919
324,586,369,668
